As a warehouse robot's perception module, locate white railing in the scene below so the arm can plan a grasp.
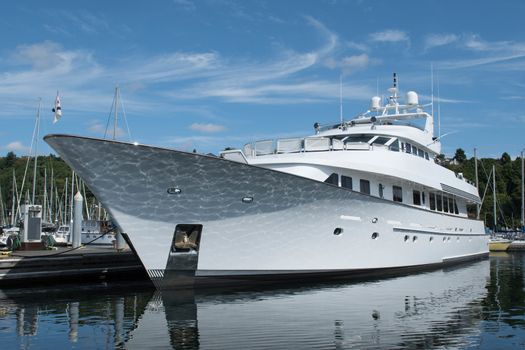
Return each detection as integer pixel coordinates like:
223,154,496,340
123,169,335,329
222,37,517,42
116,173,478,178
244,137,373,157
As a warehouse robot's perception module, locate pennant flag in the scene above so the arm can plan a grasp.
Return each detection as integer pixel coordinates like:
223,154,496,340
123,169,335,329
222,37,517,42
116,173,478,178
52,91,62,124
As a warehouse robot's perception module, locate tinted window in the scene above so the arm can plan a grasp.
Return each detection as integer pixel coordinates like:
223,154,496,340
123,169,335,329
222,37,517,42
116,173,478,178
341,175,353,190
405,143,412,154
379,184,384,198
393,186,403,202
390,140,400,152
422,192,426,205
454,198,459,214
413,190,421,205
443,195,449,212
436,194,443,211
324,173,338,185
448,197,454,214
429,193,436,210
418,149,424,158
360,179,370,195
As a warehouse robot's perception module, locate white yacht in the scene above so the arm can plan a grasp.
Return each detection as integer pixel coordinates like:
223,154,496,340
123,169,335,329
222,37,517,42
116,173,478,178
44,76,488,288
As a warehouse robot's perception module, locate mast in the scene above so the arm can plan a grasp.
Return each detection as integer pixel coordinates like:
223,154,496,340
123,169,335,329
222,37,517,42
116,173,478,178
10,170,16,227
339,75,343,126
0,185,5,226
113,86,119,140
474,148,480,219
43,167,47,222
32,98,41,204
493,165,497,232
521,148,525,232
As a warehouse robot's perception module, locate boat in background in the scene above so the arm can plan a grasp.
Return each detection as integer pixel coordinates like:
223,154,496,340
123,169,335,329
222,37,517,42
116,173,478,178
488,237,512,252
45,74,489,289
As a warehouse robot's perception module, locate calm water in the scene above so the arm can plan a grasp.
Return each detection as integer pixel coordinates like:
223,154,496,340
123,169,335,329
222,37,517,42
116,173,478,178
1,253,524,349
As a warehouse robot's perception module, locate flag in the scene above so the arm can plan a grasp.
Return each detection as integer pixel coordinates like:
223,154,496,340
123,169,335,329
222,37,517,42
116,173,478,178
52,92,62,124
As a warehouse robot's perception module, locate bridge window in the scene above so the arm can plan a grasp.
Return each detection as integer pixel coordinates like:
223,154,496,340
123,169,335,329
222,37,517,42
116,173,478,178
393,186,403,202
405,143,412,154
360,179,370,195
341,175,353,190
413,190,421,205
436,194,443,211
324,173,339,186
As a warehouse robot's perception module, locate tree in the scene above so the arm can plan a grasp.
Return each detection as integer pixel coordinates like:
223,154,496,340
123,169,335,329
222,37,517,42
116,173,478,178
454,148,466,163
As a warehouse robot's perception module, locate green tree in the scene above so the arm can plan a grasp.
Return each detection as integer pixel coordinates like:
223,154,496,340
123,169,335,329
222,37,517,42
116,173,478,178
454,148,466,163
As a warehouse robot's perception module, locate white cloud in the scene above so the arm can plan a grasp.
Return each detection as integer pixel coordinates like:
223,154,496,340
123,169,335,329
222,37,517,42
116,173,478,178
5,141,30,154
87,122,128,138
424,33,459,49
189,123,227,133
341,54,369,70
369,29,409,43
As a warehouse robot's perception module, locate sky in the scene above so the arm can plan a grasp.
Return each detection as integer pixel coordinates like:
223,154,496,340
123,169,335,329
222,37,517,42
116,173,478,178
0,0,524,158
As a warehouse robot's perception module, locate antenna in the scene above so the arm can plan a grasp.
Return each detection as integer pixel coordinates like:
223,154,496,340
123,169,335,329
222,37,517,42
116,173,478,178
430,63,434,118
339,75,343,125
437,73,441,139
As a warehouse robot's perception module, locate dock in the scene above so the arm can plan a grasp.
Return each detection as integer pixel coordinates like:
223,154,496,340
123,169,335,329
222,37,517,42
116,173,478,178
0,246,150,287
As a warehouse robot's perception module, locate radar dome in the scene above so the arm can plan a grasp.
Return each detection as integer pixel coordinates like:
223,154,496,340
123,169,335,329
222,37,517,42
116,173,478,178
406,91,418,106
370,96,381,110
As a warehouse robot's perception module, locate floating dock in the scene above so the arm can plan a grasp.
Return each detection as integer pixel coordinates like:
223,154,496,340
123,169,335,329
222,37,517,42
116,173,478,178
0,246,149,287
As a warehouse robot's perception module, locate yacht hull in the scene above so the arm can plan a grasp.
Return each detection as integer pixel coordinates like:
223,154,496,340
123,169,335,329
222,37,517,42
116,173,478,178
44,135,488,288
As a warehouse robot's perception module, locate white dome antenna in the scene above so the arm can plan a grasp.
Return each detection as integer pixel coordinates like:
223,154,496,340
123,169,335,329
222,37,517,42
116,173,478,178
406,91,419,106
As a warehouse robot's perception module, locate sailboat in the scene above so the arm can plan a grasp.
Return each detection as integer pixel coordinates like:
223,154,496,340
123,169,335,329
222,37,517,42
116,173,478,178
488,165,512,252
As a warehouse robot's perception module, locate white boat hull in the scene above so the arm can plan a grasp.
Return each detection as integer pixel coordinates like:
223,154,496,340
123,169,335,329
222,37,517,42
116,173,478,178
44,135,489,288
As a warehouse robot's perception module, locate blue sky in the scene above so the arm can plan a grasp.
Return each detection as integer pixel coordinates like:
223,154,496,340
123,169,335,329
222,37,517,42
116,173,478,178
1,0,524,158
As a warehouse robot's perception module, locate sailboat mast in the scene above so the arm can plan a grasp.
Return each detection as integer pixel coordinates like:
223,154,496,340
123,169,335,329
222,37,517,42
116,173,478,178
521,148,525,232
113,86,119,140
10,170,16,227
493,165,497,232
32,98,41,204
474,148,480,219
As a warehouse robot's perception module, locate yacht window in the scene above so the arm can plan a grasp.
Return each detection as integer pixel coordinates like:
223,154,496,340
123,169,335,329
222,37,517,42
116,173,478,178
430,193,436,210
418,149,424,158
412,146,418,155
341,175,353,190
379,184,384,198
393,186,403,202
345,135,373,144
436,194,443,211
425,152,429,160
454,198,459,214
422,192,426,205
448,197,454,214
360,179,370,195
443,195,449,212
405,143,412,154
324,173,339,186
389,140,400,152
413,190,421,205
372,136,390,145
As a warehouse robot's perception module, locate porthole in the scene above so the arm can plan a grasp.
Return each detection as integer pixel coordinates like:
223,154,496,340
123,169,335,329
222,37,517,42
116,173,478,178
371,232,379,240
371,217,378,224
404,235,410,242
242,196,254,203
333,227,343,236
443,237,447,242
429,236,434,243
412,236,418,242
167,187,182,195
447,237,451,242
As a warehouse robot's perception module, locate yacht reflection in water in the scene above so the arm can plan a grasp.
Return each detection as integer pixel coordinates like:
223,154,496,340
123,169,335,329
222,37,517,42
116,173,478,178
126,260,491,350
3,257,525,349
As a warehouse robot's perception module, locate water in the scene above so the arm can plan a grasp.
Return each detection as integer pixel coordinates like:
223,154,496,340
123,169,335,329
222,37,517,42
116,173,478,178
1,253,524,349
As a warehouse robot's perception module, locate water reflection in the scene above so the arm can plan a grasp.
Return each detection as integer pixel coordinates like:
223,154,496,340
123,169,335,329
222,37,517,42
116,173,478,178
0,255,524,349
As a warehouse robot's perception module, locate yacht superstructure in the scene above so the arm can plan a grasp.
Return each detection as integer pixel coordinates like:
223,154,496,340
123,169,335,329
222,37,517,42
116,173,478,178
44,75,488,288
